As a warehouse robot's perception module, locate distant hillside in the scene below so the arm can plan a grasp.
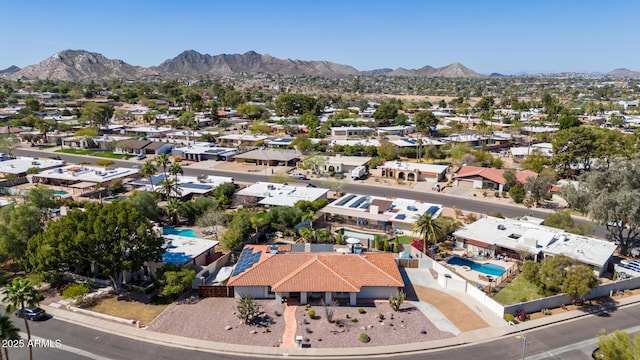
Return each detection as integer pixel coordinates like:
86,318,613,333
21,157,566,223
0,65,20,75
608,68,640,78
386,62,483,78
154,50,360,78
7,50,151,81
361,68,393,76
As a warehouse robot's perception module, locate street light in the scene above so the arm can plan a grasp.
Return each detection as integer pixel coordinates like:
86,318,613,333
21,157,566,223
509,321,526,360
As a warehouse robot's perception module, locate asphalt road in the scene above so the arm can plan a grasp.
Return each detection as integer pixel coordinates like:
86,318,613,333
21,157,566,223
4,302,639,360
15,148,607,238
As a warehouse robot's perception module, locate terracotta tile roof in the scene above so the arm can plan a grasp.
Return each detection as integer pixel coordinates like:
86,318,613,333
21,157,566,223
453,165,537,185
227,246,404,293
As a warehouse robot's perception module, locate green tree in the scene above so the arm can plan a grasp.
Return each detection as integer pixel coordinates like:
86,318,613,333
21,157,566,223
450,143,471,160
524,175,553,204
291,134,313,152
503,169,517,189
3,278,40,360
26,202,163,290
0,137,19,157
544,210,575,231
298,227,314,243
537,255,574,295
236,103,267,120
377,141,398,161
315,229,333,244
0,204,42,266
411,213,442,254
157,265,196,298
596,329,640,360
80,102,114,127
558,114,581,130
139,160,157,192
520,152,549,174
509,183,526,204
127,191,160,222
413,110,439,134
0,314,20,360
521,261,540,285
373,103,398,124
561,264,599,299
212,183,236,206
552,127,597,178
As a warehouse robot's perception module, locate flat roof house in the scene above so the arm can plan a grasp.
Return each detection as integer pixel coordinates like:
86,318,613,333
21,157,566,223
318,194,442,233
330,126,375,137
132,174,233,199
227,245,404,305
233,149,302,167
32,165,140,188
376,161,449,182
0,157,64,177
453,216,617,276
304,155,372,174
235,182,328,207
172,143,237,162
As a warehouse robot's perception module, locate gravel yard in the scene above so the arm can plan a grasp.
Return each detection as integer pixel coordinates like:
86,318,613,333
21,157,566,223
292,300,454,348
149,297,287,348
149,297,454,349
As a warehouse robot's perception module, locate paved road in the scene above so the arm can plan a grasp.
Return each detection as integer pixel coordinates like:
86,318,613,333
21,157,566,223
5,302,640,360
16,148,607,238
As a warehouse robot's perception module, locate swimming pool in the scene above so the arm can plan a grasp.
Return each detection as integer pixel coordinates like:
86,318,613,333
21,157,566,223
162,227,196,238
336,228,385,241
447,256,506,277
54,190,68,196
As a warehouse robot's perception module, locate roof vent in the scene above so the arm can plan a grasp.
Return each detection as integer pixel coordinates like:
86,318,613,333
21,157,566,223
497,224,506,230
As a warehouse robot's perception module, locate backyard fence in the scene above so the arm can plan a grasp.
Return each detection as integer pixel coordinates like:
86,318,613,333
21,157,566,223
199,285,233,298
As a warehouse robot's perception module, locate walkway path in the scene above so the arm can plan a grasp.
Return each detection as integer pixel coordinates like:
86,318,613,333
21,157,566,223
280,304,298,348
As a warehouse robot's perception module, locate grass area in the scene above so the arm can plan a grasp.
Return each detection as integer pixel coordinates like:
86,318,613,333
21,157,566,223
95,152,135,160
55,148,96,155
87,296,168,325
396,235,413,244
492,275,544,305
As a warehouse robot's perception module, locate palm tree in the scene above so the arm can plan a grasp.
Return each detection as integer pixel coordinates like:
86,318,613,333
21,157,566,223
0,315,20,360
169,161,183,180
302,210,316,229
155,153,170,181
139,160,157,192
160,176,182,200
3,278,40,360
412,213,442,254
165,198,181,225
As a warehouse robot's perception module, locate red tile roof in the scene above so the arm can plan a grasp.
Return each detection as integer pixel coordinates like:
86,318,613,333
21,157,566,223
228,246,404,293
453,165,537,185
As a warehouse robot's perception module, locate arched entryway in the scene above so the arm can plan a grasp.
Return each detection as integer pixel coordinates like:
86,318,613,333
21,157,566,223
407,172,416,181
398,172,405,180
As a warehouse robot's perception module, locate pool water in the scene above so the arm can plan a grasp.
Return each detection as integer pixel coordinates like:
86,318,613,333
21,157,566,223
54,190,68,196
447,256,506,276
163,227,196,238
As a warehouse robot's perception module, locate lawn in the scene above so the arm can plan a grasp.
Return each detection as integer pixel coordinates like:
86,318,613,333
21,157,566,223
55,148,97,155
396,235,414,244
492,275,544,305
95,152,134,160
87,296,168,325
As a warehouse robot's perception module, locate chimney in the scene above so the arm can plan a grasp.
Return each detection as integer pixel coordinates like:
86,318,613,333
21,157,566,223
369,205,379,214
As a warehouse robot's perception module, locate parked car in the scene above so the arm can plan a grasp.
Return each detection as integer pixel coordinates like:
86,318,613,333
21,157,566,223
15,307,46,321
136,153,146,160
291,173,308,180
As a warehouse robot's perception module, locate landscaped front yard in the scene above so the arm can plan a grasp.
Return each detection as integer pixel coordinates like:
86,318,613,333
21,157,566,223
492,276,544,304
95,152,135,160
87,296,168,325
56,148,97,155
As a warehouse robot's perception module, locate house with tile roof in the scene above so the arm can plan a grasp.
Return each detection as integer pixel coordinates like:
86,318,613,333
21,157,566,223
227,245,404,305
452,165,538,192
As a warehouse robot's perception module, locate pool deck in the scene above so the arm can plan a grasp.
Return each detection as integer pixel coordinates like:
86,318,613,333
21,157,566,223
445,252,518,286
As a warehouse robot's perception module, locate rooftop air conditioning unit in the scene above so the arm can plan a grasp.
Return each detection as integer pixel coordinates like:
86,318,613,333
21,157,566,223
497,224,506,230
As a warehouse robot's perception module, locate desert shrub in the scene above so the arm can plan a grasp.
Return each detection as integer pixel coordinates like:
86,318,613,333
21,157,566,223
351,318,359,323
542,308,552,316
516,309,529,322
308,309,316,319
358,333,370,343
503,313,515,322
358,308,366,314
62,282,91,302
389,289,406,312
494,191,500,198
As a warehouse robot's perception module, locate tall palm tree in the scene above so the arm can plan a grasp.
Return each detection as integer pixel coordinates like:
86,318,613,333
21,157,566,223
411,213,442,254
0,314,20,360
155,153,170,181
168,161,183,180
160,176,182,200
139,160,157,192
3,278,40,360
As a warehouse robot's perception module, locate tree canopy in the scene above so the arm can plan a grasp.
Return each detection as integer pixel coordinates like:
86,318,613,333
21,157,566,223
26,201,164,289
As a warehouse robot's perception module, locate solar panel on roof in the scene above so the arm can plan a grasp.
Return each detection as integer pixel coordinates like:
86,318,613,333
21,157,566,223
181,183,213,190
335,194,356,206
395,214,406,220
350,196,368,208
425,206,440,216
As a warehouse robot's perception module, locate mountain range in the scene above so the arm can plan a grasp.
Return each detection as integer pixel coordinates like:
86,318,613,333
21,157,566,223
1,49,639,81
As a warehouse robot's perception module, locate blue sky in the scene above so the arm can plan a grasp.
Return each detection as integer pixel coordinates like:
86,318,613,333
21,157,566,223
2,0,638,74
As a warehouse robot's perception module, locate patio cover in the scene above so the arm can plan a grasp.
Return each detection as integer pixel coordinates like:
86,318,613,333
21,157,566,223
69,181,96,189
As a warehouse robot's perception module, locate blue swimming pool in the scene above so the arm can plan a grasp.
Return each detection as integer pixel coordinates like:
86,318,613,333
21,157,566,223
447,256,506,276
162,227,196,238
54,190,68,196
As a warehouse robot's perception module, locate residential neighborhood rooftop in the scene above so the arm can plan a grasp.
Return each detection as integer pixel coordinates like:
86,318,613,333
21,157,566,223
0,157,64,175
236,182,328,207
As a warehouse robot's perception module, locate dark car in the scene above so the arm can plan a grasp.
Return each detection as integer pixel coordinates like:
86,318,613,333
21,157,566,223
592,347,604,359
15,307,46,321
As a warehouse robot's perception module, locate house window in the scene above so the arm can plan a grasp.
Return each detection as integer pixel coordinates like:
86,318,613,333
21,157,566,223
267,286,274,295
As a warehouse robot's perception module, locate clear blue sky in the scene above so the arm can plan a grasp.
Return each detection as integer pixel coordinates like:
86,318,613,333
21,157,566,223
2,0,638,74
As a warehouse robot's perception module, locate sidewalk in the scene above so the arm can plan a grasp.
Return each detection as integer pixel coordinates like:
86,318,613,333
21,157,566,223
41,293,640,358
